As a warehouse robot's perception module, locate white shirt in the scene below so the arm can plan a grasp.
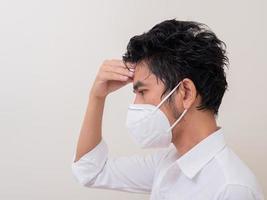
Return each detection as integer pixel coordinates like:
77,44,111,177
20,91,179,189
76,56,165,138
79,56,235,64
71,128,264,200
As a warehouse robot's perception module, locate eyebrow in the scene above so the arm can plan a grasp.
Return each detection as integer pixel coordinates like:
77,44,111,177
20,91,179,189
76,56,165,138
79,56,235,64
133,81,146,91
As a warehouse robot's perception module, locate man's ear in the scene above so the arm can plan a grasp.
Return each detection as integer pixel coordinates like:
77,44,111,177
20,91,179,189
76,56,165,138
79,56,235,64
179,78,197,109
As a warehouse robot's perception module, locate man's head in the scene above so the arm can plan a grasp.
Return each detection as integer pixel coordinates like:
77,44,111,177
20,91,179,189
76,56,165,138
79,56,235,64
122,19,228,134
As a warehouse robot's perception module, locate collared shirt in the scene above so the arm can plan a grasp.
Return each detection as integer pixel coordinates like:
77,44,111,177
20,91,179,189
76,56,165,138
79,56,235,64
71,128,264,200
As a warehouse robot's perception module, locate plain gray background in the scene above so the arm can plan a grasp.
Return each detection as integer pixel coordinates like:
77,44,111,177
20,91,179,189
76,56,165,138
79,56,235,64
0,0,266,199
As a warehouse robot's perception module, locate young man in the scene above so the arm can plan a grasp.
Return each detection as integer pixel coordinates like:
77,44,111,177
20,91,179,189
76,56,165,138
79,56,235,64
71,19,264,200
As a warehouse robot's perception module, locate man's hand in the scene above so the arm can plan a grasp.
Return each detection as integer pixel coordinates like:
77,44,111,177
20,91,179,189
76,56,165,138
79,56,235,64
90,59,135,99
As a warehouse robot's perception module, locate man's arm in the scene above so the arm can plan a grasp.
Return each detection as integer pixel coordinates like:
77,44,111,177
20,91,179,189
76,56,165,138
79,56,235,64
72,94,105,163
71,138,170,193
73,59,134,162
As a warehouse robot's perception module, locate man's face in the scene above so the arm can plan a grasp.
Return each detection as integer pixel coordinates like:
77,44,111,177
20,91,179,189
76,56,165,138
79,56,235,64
132,62,164,105
131,61,181,128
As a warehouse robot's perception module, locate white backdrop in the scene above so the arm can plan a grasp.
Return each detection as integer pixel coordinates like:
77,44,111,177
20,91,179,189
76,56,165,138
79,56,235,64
0,0,266,199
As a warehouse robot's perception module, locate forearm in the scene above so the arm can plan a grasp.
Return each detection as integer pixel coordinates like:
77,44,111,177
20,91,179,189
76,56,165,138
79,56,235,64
73,92,106,162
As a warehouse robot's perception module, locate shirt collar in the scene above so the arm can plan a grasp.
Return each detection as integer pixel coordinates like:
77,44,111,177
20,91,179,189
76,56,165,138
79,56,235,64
175,127,226,179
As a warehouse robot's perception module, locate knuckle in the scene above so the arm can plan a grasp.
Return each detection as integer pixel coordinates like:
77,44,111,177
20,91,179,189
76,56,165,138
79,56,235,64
100,63,109,71
103,59,110,65
97,73,103,80
98,71,106,79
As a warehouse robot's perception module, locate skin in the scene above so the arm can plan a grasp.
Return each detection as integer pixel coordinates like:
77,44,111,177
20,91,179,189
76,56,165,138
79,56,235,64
73,59,219,162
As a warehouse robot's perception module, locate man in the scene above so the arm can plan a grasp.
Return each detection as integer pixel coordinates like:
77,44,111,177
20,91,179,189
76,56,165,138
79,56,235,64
71,19,264,199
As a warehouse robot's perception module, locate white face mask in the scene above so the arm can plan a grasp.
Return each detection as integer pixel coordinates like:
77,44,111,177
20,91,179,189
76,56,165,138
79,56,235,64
125,81,188,148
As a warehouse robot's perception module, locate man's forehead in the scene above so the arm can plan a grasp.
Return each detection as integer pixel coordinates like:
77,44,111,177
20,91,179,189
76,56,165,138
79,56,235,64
133,62,150,76
132,64,153,88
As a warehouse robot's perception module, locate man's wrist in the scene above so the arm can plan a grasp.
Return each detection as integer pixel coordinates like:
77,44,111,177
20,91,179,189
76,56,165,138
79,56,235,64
89,91,106,102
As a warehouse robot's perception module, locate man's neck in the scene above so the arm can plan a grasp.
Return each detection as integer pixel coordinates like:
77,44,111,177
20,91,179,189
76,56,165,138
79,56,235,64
172,110,219,156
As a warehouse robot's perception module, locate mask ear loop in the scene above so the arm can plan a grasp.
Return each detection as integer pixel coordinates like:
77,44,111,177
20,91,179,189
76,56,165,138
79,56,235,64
167,108,188,132
154,81,183,111
152,80,188,131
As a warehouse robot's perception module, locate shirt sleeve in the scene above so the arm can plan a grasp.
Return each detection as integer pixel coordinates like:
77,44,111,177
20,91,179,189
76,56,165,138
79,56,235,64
71,139,170,194
217,184,264,200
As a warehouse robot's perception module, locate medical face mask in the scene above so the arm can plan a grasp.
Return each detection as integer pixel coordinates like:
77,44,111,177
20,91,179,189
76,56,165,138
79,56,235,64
125,81,188,148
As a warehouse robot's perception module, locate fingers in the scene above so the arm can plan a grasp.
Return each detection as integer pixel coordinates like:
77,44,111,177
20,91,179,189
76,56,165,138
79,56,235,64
100,59,135,80
104,59,136,70
104,59,125,67
98,59,137,83
105,65,134,78
100,71,131,82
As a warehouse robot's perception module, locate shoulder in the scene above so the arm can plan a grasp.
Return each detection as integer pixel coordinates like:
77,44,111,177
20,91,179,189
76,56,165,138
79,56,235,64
216,184,264,200
214,147,264,199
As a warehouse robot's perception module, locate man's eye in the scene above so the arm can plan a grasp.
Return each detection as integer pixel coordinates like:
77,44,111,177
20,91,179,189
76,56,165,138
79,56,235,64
133,89,147,95
138,90,145,95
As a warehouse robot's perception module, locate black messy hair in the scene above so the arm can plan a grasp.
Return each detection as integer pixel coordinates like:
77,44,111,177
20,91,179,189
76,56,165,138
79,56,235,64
122,18,229,116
